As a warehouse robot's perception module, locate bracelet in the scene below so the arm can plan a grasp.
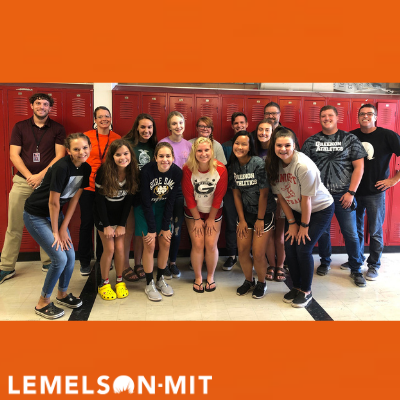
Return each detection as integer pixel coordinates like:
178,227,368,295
288,218,295,222
194,218,201,221
257,218,264,221
288,221,297,225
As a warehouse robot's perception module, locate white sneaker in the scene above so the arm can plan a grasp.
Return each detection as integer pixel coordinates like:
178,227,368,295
156,276,174,296
145,280,162,301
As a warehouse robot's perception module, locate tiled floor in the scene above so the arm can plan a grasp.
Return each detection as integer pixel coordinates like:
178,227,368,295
1,253,399,321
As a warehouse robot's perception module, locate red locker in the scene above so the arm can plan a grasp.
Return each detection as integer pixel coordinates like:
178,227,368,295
142,94,167,140
350,99,375,131
377,102,397,131
220,96,245,144
302,99,325,143
246,96,272,133
63,91,93,135
278,98,302,144
327,99,351,132
168,94,194,140
331,215,343,246
195,96,220,141
112,93,140,136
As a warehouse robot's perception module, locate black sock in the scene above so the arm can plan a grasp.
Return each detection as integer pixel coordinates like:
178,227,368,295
145,272,153,285
156,268,164,281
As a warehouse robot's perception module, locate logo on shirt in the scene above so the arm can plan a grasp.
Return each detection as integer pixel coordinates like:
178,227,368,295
282,182,296,198
138,150,151,166
315,141,343,152
362,142,375,160
194,179,216,196
233,172,257,186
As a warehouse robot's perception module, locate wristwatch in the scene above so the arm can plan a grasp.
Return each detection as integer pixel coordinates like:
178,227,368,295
347,190,356,196
300,222,309,228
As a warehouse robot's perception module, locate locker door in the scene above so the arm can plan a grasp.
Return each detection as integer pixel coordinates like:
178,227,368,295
63,91,93,135
377,102,397,131
195,96,220,141
279,98,302,144
0,89,8,249
221,96,245,144
168,95,194,140
350,100,375,131
302,99,325,143
246,96,272,133
327,99,351,132
112,93,140,136
142,94,167,140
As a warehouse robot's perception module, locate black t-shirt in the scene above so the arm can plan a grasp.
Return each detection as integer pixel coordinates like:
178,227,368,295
24,156,91,217
351,127,400,196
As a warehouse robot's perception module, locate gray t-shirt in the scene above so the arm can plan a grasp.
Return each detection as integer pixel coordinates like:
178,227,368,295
228,156,276,215
271,151,333,213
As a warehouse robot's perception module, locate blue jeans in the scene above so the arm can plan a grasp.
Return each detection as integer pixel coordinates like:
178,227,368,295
169,189,184,263
285,203,334,292
355,192,385,269
23,211,75,298
319,193,363,273
222,188,238,255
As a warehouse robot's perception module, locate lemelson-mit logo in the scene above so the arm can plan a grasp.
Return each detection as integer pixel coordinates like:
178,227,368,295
8,375,212,395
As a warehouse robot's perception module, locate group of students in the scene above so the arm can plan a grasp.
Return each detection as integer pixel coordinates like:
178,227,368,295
4,94,397,319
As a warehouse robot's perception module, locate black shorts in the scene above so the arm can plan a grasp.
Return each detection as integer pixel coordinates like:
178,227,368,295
237,211,275,232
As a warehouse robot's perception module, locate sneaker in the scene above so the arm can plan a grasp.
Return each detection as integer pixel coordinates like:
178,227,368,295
156,277,174,296
35,302,65,320
169,263,181,278
236,278,256,296
223,256,237,271
145,280,162,301
56,293,83,308
42,264,50,272
252,281,267,299
316,264,331,276
0,269,16,284
291,291,313,308
366,266,379,281
80,264,92,276
340,262,351,270
283,288,300,304
163,265,172,280
350,272,366,287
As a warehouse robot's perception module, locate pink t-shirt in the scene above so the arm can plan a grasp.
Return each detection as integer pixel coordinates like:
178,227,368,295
159,136,193,169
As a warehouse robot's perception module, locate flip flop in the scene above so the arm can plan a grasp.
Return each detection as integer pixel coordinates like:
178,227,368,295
193,280,204,293
205,280,216,292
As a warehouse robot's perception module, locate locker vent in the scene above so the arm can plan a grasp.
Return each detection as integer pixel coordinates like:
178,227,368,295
173,103,189,120
336,106,345,124
395,222,400,240
282,104,296,122
200,103,214,118
226,103,239,121
354,106,361,126
49,97,58,118
71,98,86,117
148,102,161,119
119,101,134,119
251,104,264,122
379,108,393,127
13,97,29,116
307,105,320,124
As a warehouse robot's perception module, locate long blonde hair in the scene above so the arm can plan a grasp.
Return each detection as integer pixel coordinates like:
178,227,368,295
186,137,217,174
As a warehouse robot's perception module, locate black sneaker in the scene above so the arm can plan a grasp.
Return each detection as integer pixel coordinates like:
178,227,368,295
56,293,83,308
80,264,92,276
316,264,331,276
252,281,267,299
291,291,313,308
350,272,366,287
163,265,172,280
283,288,300,303
169,263,181,278
223,256,237,271
236,278,256,296
35,302,65,319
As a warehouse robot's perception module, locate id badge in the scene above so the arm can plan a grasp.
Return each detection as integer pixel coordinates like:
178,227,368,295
33,153,40,162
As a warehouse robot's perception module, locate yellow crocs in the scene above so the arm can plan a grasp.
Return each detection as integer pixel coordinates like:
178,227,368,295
115,282,129,299
98,284,116,301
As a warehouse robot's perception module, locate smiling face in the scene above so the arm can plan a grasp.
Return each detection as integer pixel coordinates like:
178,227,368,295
257,122,273,143
320,109,338,134
196,122,212,138
95,109,112,130
233,135,250,162
169,115,185,137
155,146,174,172
138,118,153,142
232,116,248,133
67,138,91,166
358,107,377,131
275,136,295,165
31,98,51,121
264,106,280,128
195,142,212,167
113,145,131,169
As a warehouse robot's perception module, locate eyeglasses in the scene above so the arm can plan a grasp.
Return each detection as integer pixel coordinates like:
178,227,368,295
197,125,211,130
96,115,111,119
264,112,280,117
359,112,375,117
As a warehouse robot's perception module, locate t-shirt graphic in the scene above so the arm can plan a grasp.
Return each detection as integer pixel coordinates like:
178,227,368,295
362,142,375,160
194,178,217,196
150,177,175,201
60,176,83,200
138,149,151,168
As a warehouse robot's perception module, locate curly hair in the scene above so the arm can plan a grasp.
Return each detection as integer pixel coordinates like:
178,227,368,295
124,113,158,148
29,93,54,107
186,137,217,175
97,139,139,197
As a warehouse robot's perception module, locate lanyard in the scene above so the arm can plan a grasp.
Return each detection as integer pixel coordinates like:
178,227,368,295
30,122,47,152
96,130,110,161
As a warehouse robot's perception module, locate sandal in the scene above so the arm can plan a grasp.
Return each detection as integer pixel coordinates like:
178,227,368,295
193,280,204,293
275,267,287,282
115,282,129,298
98,283,117,300
205,280,216,292
134,264,145,280
122,266,139,282
266,266,276,281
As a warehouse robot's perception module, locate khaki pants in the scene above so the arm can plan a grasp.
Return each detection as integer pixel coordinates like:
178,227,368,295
0,175,50,271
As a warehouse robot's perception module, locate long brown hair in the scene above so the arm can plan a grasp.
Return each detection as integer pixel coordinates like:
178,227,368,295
97,139,139,197
124,113,158,148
